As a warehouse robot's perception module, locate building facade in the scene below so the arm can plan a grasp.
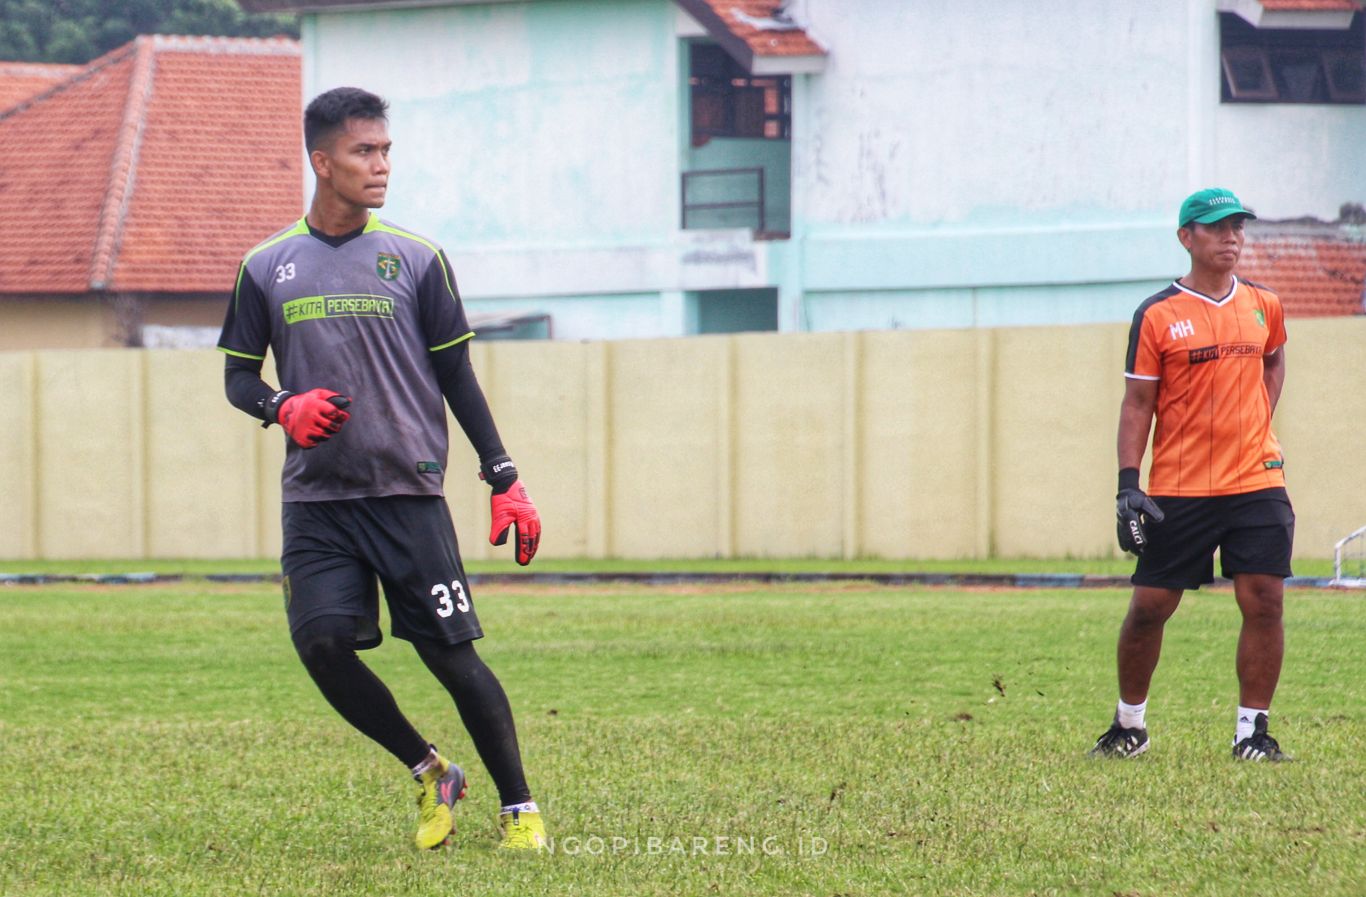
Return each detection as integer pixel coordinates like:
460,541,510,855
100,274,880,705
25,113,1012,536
246,0,1365,339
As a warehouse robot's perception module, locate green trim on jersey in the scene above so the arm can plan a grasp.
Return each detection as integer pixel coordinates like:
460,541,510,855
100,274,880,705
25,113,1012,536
428,331,476,352
364,215,460,306
234,217,309,313
218,346,266,361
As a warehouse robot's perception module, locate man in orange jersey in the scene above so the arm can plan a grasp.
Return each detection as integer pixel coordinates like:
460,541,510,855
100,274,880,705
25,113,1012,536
1090,188,1293,762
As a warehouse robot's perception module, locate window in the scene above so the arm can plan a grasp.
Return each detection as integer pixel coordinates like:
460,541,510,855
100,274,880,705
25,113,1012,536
1220,12,1366,104
689,43,790,146
691,288,778,334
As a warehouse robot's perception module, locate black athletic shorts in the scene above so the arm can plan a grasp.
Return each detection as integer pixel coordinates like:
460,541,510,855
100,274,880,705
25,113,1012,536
281,495,482,648
1132,487,1294,590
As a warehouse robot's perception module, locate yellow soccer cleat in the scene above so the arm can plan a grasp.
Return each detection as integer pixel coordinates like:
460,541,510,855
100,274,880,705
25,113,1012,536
497,808,548,851
414,757,466,850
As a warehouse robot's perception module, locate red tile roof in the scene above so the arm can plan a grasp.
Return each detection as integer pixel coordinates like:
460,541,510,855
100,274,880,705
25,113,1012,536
702,1,824,57
676,0,825,71
0,35,301,296
1240,227,1366,317
0,62,82,110
1258,1,1360,10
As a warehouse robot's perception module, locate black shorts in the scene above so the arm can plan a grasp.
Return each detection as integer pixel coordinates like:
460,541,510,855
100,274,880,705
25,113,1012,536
1132,487,1294,590
281,495,482,648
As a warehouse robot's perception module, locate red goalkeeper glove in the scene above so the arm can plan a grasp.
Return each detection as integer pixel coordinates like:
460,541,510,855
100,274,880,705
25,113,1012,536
481,456,540,566
268,389,351,449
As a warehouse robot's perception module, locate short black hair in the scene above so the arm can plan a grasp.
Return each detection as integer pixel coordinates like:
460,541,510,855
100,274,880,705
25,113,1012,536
304,87,389,152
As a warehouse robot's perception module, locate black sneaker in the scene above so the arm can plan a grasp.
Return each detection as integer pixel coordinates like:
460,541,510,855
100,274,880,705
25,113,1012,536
1232,712,1291,762
1089,715,1150,758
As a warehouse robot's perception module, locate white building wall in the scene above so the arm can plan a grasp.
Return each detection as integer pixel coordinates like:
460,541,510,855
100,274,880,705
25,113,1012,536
787,0,1366,331
294,0,1366,337
795,1,1190,229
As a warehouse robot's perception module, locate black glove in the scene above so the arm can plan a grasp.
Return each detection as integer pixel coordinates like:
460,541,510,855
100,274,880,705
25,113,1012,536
1116,468,1164,555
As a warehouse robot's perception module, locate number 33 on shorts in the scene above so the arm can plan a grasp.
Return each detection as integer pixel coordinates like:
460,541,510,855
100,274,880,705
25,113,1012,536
431,581,470,618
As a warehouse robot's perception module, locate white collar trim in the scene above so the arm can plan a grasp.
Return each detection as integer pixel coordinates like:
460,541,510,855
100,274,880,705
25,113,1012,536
1172,276,1238,307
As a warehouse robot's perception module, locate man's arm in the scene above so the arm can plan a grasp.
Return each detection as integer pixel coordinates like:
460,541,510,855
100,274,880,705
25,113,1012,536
219,262,275,421
1263,346,1286,415
225,354,276,422
430,342,540,565
430,342,509,476
1117,377,1159,472
1114,376,1164,554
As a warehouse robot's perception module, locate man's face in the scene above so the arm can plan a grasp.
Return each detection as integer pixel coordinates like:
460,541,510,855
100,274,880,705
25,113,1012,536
315,117,391,208
1178,215,1246,274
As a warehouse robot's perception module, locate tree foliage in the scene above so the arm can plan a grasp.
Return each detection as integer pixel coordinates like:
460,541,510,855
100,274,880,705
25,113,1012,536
0,0,299,64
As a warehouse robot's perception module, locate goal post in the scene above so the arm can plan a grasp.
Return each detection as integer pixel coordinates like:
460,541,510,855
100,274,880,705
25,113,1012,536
1331,524,1366,589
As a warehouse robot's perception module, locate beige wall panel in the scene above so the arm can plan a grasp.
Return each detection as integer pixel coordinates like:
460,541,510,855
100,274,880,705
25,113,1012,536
1275,318,1366,558
991,324,1123,558
142,298,231,328
458,339,600,561
859,329,983,560
0,300,113,350
34,350,144,558
731,332,846,557
0,353,37,558
144,351,262,557
12,320,1366,563
608,336,728,558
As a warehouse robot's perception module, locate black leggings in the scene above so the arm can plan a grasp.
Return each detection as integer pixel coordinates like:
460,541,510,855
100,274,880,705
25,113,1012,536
291,615,531,804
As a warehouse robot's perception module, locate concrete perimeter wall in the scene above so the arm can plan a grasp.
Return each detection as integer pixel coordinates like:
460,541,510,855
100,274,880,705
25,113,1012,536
1,318,1361,562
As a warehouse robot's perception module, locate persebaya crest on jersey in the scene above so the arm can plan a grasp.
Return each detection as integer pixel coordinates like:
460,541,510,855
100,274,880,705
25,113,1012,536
377,252,401,281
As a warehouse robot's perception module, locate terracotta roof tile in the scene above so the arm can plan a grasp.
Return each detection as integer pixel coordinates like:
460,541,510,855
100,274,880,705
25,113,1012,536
0,35,301,296
0,46,138,294
1240,229,1366,317
677,0,825,69
0,62,82,110
706,0,824,57
1258,1,1360,11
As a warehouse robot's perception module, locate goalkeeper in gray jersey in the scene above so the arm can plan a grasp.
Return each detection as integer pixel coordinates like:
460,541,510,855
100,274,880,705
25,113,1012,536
218,87,546,851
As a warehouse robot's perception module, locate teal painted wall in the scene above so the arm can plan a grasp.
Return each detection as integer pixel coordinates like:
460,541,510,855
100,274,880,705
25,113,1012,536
690,288,779,334
307,0,680,245
686,138,791,233
293,1,1366,339
802,281,1169,332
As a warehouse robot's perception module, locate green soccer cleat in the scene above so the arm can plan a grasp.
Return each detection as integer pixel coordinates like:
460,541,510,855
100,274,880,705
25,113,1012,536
497,808,548,851
414,757,466,850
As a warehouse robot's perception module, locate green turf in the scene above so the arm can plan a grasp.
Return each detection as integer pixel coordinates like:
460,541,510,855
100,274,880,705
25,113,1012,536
1,581,1362,896
0,555,1341,577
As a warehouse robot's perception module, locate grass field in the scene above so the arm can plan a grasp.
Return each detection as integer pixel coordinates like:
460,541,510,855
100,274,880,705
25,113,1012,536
1,578,1363,896
0,555,1344,578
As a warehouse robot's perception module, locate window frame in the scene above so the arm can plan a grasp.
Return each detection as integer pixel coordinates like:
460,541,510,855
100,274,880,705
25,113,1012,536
1219,11,1366,105
689,43,792,145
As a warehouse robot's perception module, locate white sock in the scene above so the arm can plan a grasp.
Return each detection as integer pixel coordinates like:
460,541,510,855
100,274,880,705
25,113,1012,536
1235,706,1264,743
501,800,538,815
410,747,441,779
1117,699,1147,730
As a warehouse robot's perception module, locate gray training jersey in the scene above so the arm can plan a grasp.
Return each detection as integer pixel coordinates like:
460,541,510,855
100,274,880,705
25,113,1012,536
218,215,473,502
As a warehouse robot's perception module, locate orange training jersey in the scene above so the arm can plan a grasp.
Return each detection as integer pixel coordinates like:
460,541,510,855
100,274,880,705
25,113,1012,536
1124,277,1287,497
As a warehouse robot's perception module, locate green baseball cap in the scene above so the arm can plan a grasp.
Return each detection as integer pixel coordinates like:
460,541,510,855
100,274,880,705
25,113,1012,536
1178,187,1255,227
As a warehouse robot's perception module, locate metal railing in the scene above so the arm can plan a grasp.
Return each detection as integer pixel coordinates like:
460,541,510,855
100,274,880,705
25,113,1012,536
681,167,765,232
